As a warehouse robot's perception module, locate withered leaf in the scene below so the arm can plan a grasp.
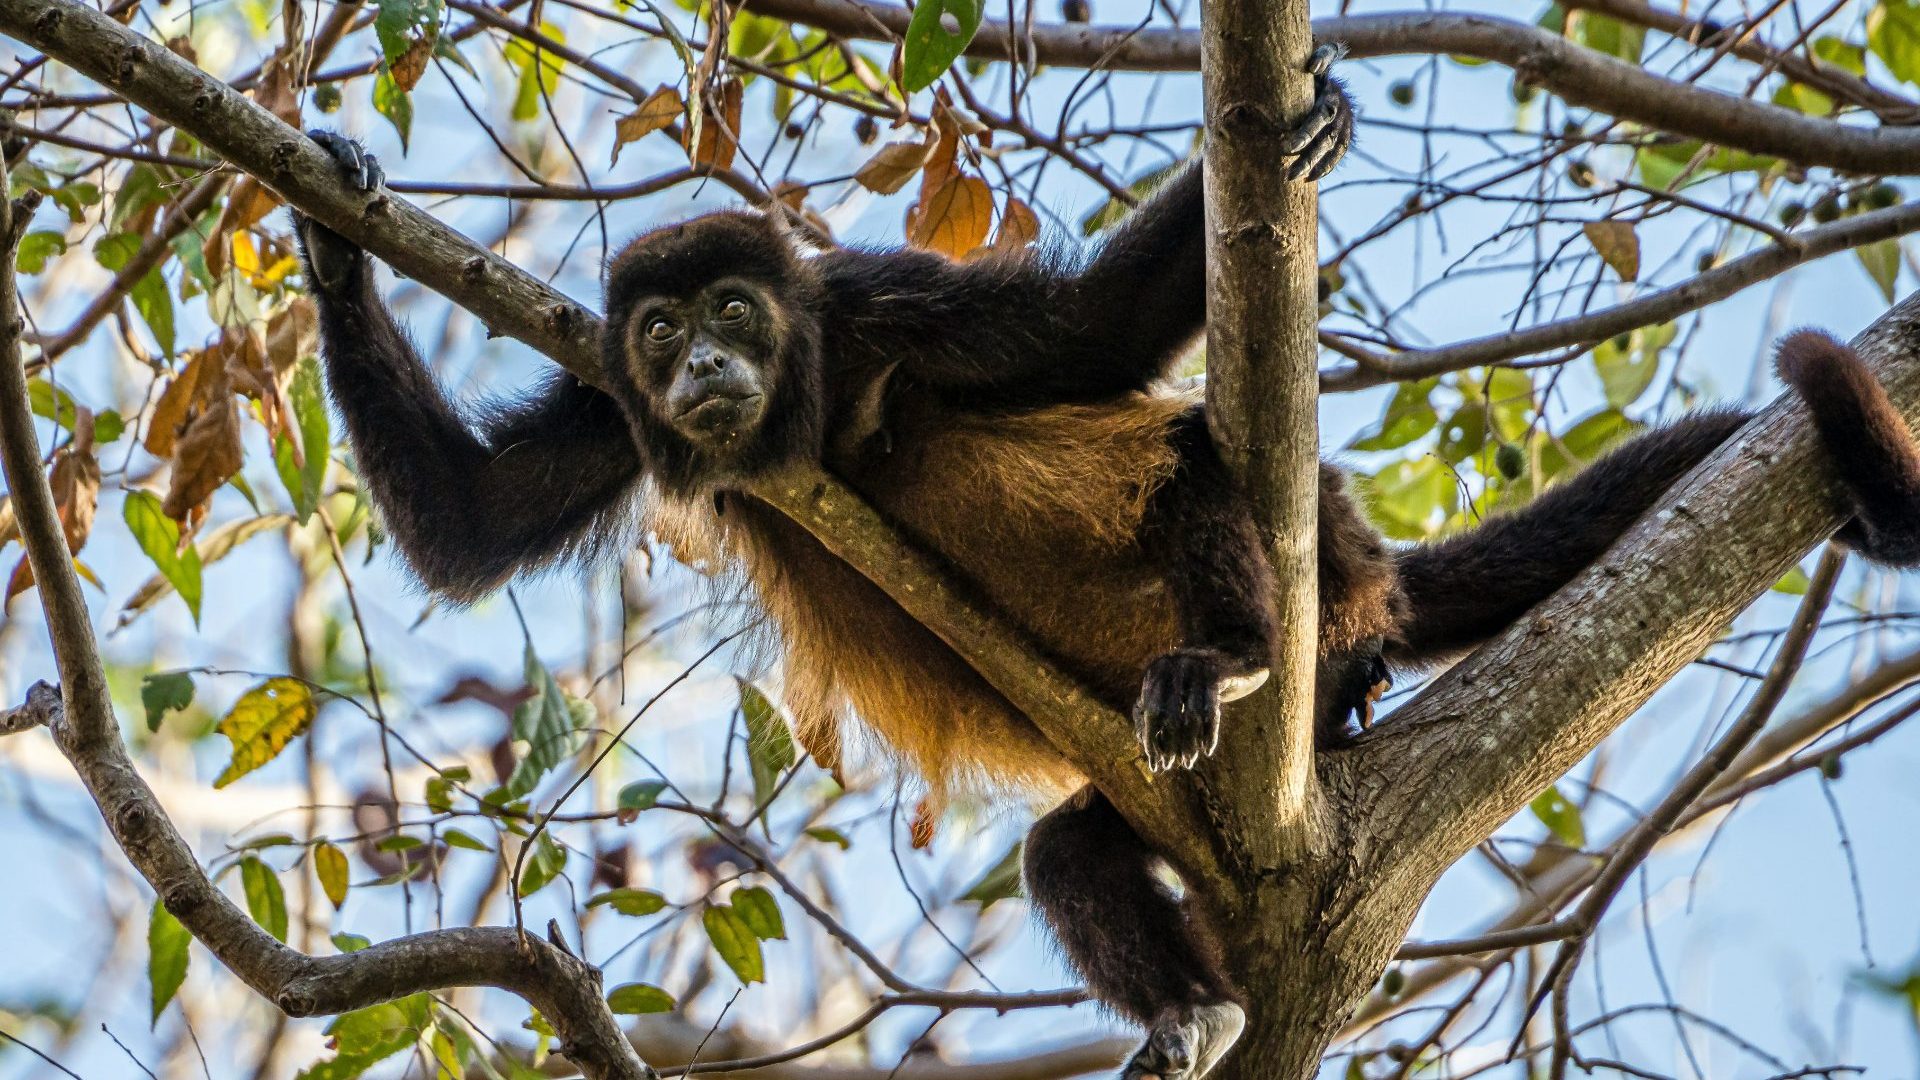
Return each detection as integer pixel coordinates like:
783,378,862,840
6,426,100,600
854,138,935,195
907,174,993,260
682,77,744,171
991,197,1040,252
1582,220,1640,282
612,86,684,166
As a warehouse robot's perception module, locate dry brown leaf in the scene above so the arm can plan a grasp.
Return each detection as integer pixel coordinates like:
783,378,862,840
907,174,993,260
8,428,100,600
165,35,196,63
683,77,744,171
919,90,963,197
163,395,244,525
854,138,934,195
991,197,1040,252
1583,220,1640,282
252,53,302,127
145,349,216,459
265,297,317,380
612,86,684,166
389,35,432,92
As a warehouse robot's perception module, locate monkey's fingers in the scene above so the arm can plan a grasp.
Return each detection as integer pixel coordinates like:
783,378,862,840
308,130,386,193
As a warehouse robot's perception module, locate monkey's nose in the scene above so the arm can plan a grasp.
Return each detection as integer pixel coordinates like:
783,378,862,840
687,352,729,379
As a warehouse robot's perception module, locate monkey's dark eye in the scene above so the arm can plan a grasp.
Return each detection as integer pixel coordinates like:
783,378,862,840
717,298,751,323
645,318,679,342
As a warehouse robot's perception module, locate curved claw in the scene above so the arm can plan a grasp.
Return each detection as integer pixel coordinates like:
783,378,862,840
307,129,386,193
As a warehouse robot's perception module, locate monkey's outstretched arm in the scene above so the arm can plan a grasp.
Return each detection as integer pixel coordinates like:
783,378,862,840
819,47,1351,406
294,134,643,601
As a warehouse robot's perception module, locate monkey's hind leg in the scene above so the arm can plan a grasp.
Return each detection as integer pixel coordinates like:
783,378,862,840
1775,329,1920,567
1023,788,1244,1080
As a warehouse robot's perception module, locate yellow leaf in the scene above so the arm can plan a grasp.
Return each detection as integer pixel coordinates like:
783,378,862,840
612,86,684,166
907,175,993,260
214,678,317,788
854,138,934,195
314,841,350,908
1582,220,1640,282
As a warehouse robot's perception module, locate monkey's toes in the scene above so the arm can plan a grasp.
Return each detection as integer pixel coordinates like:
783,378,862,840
1121,1004,1246,1080
1132,651,1226,773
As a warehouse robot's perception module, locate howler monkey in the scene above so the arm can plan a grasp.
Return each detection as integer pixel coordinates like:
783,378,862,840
292,51,1920,1080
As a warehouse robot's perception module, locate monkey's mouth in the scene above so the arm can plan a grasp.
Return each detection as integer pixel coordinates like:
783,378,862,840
675,392,766,440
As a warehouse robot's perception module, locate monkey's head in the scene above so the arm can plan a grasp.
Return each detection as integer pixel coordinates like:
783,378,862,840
604,211,826,495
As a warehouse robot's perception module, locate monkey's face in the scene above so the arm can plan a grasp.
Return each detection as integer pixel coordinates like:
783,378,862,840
604,211,827,494
628,280,778,450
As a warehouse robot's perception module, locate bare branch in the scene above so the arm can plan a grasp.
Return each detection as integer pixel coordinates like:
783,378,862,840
1322,198,1920,391
744,0,1920,175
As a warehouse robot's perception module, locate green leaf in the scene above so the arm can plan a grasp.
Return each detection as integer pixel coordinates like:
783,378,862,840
1872,0,1920,84
123,491,203,623
739,680,795,812
214,678,318,788
140,671,195,733
374,0,443,68
240,857,290,942
961,841,1024,909
373,70,413,151
505,644,594,798
331,932,372,953
315,842,351,908
274,358,330,525
28,376,77,430
505,24,567,122
95,231,174,356
805,826,851,849
1774,565,1813,594
518,832,566,897
1349,378,1440,452
616,778,667,813
1529,785,1587,849
148,900,190,1025
587,887,668,916
702,903,766,984
296,995,429,1080
109,165,166,230
93,410,125,444
900,0,982,91
16,230,65,273
606,983,677,1014
1635,138,1782,190
732,885,786,940
1859,238,1902,302
444,828,491,852
1592,324,1676,409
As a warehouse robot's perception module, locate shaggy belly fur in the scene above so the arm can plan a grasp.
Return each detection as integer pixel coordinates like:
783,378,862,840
659,392,1196,810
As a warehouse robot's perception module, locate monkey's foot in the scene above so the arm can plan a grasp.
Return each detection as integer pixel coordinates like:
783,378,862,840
1121,1003,1246,1080
1281,42,1354,182
1133,650,1260,772
292,130,386,293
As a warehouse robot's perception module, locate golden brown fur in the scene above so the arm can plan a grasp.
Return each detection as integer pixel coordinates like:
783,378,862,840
655,386,1405,814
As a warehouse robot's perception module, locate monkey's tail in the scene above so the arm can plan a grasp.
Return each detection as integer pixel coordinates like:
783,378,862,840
1775,328,1920,567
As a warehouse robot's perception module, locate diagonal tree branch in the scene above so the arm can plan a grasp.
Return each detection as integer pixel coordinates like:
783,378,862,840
1337,289,1920,894
743,0,1920,176
0,189,651,1080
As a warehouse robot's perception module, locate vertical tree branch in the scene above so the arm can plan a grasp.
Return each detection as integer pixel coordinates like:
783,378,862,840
1199,0,1322,861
